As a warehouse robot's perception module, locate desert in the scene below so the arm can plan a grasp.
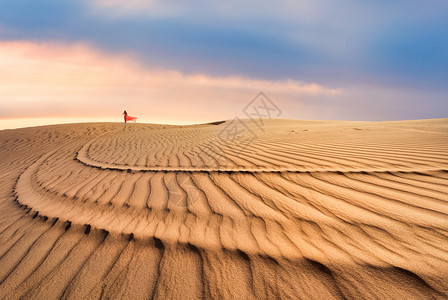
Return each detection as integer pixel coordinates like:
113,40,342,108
0,118,447,299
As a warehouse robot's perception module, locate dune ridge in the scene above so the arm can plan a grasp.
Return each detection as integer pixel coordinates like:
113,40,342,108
1,119,448,299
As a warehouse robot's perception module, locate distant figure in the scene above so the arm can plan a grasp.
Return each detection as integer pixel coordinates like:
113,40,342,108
123,110,137,123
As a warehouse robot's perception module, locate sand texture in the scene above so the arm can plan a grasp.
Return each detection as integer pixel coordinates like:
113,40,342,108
0,118,447,299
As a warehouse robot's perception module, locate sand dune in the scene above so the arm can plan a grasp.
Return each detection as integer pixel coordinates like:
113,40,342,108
0,119,447,299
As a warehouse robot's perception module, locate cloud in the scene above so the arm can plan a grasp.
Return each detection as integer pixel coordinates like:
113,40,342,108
0,1,446,129
90,0,156,16
87,0,312,18
1,0,447,90
0,40,341,123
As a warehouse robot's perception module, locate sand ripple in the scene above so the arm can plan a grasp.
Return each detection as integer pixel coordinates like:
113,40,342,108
1,119,448,299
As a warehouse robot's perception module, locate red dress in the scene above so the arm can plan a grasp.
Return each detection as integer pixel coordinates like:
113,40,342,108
124,113,137,123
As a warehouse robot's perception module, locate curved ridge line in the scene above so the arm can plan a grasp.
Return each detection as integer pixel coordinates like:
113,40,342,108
13,150,304,259
76,153,448,174
76,134,448,174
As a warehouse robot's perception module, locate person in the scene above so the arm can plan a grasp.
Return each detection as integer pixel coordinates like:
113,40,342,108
123,110,137,123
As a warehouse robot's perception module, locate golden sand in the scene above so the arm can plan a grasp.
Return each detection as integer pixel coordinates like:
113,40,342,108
0,119,447,299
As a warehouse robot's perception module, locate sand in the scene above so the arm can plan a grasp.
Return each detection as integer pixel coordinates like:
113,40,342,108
0,118,447,299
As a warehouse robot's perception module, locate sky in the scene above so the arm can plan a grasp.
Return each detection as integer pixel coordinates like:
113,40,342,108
0,0,447,129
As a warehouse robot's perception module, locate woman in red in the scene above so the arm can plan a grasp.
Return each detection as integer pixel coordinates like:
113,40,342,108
123,110,137,123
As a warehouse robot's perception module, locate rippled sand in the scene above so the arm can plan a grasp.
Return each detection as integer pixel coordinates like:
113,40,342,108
0,119,447,299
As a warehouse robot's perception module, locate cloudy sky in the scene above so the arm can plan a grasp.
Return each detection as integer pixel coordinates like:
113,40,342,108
0,0,447,128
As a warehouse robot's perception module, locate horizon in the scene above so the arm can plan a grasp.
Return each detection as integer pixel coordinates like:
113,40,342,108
1,1,447,128
2,116,448,131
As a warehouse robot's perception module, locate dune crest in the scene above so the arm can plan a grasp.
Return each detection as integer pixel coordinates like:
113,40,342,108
1,119,448,299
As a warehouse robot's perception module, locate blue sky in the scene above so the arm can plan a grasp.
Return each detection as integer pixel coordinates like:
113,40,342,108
0,0,447,125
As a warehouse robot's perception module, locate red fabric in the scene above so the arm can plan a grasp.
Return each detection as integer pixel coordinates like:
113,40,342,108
124,114,137,123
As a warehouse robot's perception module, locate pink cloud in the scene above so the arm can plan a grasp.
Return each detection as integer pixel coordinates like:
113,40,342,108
0,40,341,126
